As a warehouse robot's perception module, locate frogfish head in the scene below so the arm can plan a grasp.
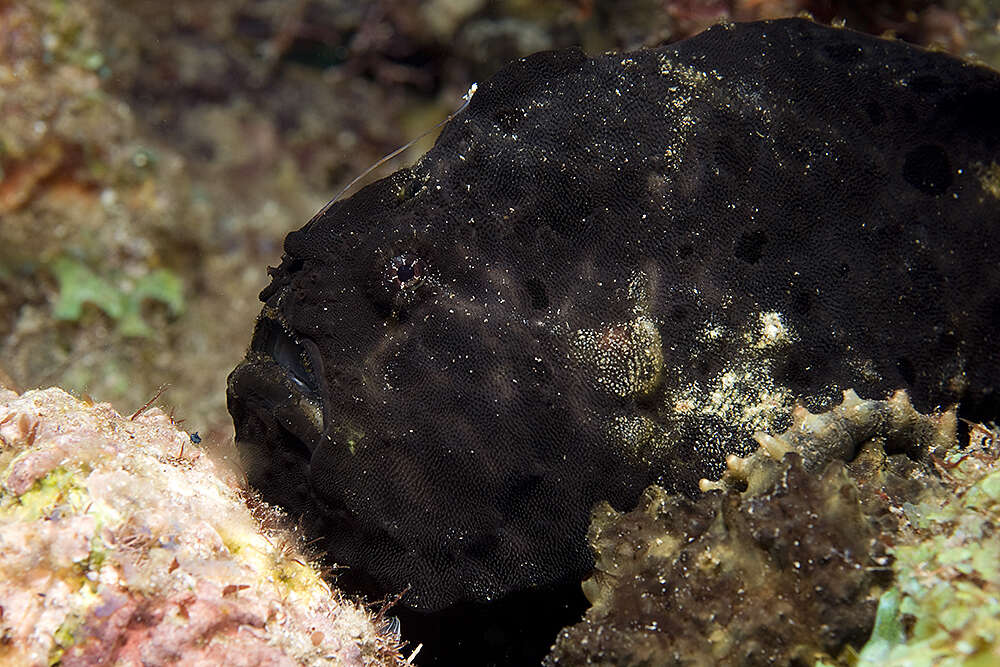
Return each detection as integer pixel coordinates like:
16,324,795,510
226,161,668,612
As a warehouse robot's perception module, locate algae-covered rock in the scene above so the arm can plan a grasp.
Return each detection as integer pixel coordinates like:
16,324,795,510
547,390,973,665
0,387,405,666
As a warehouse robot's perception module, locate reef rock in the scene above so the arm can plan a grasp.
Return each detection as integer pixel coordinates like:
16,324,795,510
0,387,404,666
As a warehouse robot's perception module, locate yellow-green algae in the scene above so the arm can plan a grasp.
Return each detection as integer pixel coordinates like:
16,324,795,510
1,465,88,521
855,430,1000,666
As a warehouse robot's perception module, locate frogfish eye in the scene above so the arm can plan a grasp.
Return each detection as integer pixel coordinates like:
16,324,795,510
389,255,425,290
251,317,319,395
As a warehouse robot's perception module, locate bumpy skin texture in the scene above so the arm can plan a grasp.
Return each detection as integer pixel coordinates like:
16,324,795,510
228,18,1000,612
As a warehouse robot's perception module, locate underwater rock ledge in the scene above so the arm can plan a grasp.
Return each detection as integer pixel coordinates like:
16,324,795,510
548,390,1000,666
0,386,405,666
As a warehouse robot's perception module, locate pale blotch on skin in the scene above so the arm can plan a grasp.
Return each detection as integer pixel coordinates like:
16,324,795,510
667,310,797,437
976,161,1000,199
570,315,665,400
569,270,666,400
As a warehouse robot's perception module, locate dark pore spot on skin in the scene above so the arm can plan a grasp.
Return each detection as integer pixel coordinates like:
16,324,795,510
866,100,885,126
735,229,767,264
228,18,1000,665
821,38,864,64
525,277,549,310
903,144,952,194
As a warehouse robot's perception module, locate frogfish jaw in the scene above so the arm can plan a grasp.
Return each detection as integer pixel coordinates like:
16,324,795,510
227,331,326,520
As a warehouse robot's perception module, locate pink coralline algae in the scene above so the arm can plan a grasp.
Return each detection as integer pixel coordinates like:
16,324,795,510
0,387,405,666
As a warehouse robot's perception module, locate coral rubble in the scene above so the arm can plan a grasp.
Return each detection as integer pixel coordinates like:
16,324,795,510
0,387,405,666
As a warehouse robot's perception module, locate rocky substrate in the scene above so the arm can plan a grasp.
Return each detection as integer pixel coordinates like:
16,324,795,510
0,386,405,666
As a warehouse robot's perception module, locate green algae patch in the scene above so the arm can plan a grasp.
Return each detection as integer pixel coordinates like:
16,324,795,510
856,590,906,662
964,469,1000,509
50,580,102,666
50,256,185,337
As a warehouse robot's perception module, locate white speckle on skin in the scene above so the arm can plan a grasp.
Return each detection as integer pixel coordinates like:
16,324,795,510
757,311,792,348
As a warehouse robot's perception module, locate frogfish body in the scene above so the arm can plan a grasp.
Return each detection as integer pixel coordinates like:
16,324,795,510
228,18,1000,614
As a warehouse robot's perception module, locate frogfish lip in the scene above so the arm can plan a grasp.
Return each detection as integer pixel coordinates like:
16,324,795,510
228,314,329,453
227,356,325,455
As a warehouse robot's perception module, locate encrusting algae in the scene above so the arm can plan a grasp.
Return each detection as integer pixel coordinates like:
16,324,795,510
548,390,1000,665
